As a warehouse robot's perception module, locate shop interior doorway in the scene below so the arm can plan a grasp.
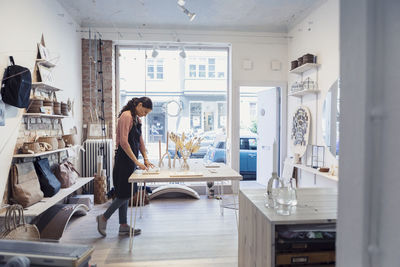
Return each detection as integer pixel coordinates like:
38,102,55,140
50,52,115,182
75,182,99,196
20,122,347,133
239,86,281,182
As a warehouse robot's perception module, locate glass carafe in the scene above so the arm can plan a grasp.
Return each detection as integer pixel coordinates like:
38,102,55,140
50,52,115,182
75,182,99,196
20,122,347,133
274,180,295,216
265,174,283,208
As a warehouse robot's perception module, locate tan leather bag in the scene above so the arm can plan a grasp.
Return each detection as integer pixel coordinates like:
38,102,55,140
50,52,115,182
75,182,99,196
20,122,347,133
55,161,79,188
0,204,40,241
11,162,44,208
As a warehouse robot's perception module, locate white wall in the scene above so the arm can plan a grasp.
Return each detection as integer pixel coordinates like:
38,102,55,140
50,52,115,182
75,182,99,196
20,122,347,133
82,28,289,173
287,0,339,186
0,0,83,203
338,0,400,266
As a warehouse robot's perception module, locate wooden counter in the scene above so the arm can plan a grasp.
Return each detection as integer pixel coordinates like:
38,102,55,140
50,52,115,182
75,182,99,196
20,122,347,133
238,188,337,267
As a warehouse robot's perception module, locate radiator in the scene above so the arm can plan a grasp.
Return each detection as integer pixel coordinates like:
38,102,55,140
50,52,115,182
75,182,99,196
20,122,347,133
82,139,113,193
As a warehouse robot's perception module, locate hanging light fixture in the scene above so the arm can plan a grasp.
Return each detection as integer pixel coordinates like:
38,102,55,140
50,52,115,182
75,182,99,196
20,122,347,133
177,0,196,21
179,47,186,59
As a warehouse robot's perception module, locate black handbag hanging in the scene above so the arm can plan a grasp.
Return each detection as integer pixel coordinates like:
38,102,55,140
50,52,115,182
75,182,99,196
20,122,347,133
1,56,32,108
34,158,61,197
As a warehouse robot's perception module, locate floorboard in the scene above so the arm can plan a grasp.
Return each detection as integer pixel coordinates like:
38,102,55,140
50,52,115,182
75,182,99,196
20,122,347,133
61,181,263,266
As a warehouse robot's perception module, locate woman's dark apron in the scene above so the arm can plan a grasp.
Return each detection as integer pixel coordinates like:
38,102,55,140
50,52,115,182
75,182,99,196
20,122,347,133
113,119,141,199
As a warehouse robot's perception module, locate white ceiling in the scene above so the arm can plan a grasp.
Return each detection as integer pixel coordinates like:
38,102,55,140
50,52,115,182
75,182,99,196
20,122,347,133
57,0,326,33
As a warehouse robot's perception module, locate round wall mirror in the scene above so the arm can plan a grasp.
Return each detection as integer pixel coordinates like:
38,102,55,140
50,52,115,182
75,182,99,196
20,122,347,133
322,80,340,159
164,100,182,117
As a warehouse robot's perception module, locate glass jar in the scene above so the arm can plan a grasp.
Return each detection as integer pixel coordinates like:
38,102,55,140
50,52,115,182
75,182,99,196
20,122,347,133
275,186,293,216
180,148,191,171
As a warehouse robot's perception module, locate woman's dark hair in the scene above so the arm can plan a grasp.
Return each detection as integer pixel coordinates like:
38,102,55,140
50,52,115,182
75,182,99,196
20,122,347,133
119,97,153,118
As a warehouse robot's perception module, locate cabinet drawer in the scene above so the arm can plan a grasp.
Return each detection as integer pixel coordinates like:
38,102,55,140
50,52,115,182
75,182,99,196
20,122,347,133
276,250,335,265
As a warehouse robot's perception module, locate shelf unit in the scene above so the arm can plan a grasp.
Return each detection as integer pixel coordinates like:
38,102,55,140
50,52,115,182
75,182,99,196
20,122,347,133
13,145,79,159
289,63,321,74
23,113,69,119
293,163,338,182
23,112,69,130
35,59,56,68
288,89,320,97
31,82,62,93
289,63,320,97
0,178,93,217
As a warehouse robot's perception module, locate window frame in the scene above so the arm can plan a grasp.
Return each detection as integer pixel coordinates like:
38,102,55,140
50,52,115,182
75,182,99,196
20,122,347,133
147,59,164,80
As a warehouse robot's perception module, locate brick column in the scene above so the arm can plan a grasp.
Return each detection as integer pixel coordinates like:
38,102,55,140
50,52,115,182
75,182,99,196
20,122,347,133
81,39,115,141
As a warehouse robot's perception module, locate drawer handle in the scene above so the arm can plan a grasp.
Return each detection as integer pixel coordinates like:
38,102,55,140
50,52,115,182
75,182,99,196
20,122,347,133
291,256,309,264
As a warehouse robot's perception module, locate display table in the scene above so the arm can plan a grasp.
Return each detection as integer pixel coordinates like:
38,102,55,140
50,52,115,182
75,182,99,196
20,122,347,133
128,162,242,251
238,188,337,267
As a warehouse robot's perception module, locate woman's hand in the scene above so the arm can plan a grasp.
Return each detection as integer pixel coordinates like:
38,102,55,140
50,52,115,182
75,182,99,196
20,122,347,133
144,159,155,169
136,160,148,170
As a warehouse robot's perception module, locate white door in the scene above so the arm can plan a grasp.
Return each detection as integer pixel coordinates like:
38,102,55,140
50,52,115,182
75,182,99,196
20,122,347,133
257,88,279,186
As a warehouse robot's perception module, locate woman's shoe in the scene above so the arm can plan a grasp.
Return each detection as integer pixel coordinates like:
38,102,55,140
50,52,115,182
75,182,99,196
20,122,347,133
96,215,107,237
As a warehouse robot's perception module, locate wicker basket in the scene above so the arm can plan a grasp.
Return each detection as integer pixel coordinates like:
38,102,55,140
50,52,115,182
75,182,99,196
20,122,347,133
61,102,69,116
297,56,303,66
302,53,315,64
291,60,299,70
37,136,58,150
53,101,61,115
27,99,43,113
94,173,107,204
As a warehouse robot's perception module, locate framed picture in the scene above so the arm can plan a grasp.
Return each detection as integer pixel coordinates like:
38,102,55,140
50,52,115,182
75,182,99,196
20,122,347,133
38,65,54,84
38,43,50,60
87,123,108,139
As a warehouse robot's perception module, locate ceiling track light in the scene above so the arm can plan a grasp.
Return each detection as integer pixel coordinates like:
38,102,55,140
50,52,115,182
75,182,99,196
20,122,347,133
152,46,159,58
179,47,186,59
177,0,196,21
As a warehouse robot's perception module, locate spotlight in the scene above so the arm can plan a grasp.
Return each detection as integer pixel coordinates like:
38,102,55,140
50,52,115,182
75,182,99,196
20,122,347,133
152,47,158,58
179,47,186,59
179,5,196,21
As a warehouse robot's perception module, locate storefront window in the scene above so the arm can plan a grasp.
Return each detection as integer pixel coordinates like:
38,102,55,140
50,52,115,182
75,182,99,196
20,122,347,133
118,46,228,161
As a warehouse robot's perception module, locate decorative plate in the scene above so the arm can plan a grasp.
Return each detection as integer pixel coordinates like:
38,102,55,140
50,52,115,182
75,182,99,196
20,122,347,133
291,106,311,157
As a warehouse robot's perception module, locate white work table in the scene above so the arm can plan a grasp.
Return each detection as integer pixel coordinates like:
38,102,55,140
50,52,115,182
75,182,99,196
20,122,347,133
239,188,337,267
129,162,242,183
127,162,242,251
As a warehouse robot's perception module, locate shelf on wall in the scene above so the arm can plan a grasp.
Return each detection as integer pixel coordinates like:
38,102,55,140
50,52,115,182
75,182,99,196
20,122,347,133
294,163,338,182
32,82,62,93
289,89,320,97
35,59,56,68
289,63,321,74
0,178,93,217
13,145,79,159
23,113,69,119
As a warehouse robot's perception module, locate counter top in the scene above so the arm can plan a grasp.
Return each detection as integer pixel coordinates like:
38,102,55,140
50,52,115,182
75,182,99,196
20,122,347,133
239,188,337,224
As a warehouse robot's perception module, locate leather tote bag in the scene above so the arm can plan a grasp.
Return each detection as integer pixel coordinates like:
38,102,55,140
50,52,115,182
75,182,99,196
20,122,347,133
55,161,79,188
11,162,44,208
1,56,32,108
0,204,40,241
34,158,61,197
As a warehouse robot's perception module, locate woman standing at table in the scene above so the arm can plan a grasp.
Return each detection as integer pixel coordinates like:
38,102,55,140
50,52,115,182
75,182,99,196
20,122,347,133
96,96,154,237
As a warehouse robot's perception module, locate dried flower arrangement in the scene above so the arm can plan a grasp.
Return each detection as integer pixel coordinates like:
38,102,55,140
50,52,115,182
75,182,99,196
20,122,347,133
169,132,202,169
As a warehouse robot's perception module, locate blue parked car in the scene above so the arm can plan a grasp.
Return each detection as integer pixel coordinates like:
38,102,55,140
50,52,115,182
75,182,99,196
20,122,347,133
204,135,257,180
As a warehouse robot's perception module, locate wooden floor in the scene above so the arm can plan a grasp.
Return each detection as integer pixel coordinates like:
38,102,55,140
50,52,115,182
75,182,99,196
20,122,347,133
62,196,240,266
61,181,264,266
